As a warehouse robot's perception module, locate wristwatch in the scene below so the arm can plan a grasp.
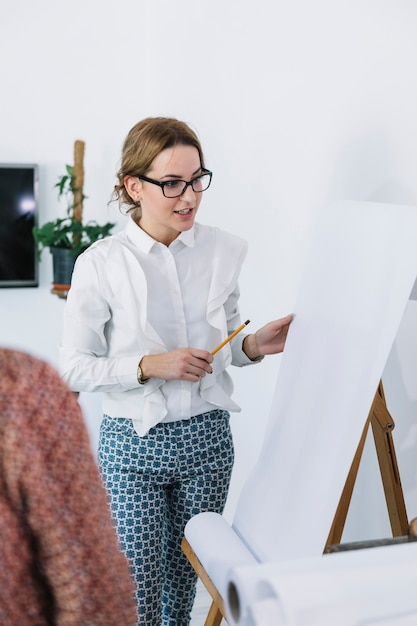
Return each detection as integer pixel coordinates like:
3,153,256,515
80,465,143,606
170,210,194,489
137,360,149,385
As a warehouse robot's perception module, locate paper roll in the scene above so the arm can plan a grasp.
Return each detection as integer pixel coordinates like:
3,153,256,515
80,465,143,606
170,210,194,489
226,542,417,626
184,511,257,610
246,597,283,624
227,563,281,625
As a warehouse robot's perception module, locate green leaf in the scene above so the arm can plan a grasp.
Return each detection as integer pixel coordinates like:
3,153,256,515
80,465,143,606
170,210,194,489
34,162,115,260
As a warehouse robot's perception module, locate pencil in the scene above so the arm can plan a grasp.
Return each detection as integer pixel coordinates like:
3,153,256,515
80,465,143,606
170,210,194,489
211,320,250,355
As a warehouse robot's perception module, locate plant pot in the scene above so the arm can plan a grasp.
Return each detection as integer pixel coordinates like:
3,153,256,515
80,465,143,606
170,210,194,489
50,246,79,288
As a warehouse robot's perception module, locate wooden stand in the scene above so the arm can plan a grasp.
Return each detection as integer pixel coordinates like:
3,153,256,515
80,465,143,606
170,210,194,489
181,537,226,626
182,381,409,625
326,381,408,548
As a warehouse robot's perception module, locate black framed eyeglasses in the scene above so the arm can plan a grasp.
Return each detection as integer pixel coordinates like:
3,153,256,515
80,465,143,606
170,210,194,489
135,168,212,198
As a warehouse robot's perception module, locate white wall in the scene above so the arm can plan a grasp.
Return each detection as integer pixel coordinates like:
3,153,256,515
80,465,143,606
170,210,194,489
1,0,417,542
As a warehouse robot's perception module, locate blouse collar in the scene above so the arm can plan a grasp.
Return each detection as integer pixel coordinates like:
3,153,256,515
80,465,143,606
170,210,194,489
126,216,196,253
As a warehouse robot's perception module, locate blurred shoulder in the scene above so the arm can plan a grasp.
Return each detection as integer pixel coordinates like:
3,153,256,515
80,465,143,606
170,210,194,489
0,349,59,390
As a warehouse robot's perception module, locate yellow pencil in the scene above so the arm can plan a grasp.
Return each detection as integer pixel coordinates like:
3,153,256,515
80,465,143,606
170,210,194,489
211,320,250,355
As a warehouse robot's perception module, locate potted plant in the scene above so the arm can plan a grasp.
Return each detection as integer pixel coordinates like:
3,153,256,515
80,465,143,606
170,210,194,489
33,140,115,296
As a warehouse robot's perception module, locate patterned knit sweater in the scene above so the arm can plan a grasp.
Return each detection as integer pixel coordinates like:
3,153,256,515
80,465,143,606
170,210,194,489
0,349,138,626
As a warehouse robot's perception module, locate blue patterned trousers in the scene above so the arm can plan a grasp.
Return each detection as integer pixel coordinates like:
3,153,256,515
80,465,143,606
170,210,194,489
98,409,234,626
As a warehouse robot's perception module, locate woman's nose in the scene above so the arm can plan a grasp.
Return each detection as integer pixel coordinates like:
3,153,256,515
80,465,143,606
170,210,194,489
181,183,197,201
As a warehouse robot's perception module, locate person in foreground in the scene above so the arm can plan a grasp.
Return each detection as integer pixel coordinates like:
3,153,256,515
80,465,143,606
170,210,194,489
0,348,138,626
59,116,293,625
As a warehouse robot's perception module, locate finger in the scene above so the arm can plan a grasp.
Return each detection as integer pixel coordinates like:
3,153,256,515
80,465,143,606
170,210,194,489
190,349,213,365
182,360,210,379
184,370,207,383
190,363,212,377
193,356,213,374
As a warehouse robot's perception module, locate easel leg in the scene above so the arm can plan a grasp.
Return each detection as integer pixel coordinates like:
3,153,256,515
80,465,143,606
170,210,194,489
181,537,227,624
204,601,224,626
325,381,408,549
371,383,408,535
326,416,370,545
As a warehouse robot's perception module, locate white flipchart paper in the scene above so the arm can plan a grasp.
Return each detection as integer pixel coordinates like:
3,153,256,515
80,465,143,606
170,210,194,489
232,200,417,562
410,276,417,301
184,201,417,623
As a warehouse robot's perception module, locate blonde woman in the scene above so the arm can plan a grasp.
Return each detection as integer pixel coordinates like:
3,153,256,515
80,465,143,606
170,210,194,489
60,117,292,625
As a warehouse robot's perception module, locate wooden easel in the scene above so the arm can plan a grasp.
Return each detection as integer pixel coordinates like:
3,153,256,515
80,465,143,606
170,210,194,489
326,380,408,547
181,538,227,626
182,380,410,625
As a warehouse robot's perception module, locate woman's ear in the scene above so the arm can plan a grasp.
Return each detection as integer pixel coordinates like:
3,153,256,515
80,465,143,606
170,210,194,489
124,175,142,202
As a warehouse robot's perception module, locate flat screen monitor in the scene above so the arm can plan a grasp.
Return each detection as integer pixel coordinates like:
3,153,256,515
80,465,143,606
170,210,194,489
0,163,39,287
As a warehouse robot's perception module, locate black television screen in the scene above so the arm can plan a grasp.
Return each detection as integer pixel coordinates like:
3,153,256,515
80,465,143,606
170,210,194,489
0,164,39,287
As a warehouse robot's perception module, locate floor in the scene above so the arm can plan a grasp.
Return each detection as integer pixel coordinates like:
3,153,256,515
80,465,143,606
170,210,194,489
190,581,211,625
191,580,227,625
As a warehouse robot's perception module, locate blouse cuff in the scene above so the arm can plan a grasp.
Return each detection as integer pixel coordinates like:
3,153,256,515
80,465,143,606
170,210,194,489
116,354,145,386
232,334,265,367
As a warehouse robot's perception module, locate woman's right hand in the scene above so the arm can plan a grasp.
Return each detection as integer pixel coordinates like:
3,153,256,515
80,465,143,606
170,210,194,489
139,348,213,383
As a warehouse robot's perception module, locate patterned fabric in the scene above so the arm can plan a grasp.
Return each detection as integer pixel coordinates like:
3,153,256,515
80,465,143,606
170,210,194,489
0,349,138,626
98,409,234,626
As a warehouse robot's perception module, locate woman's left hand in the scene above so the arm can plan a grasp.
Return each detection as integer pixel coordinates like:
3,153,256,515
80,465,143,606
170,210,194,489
243,314,294,360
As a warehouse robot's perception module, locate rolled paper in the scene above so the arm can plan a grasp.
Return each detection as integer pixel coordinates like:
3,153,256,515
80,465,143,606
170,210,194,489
184,511,257,609
226,542,417,626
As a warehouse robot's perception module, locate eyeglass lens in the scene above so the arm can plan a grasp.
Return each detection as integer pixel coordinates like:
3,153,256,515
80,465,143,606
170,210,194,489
163,173,211,198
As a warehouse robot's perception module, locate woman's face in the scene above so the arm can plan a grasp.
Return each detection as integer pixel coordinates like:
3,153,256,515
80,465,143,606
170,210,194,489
125,144,204,246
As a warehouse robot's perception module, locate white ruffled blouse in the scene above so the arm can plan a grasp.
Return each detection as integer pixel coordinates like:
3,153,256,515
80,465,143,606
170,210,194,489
59,218,255,436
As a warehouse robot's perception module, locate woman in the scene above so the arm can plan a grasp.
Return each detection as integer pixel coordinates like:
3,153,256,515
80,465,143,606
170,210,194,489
59,117,292,625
